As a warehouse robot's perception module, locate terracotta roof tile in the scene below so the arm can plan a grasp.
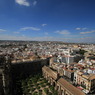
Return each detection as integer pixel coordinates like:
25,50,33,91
58,78,85,95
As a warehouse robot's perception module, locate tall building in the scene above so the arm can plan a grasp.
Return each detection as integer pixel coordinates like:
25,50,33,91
0,55,12,95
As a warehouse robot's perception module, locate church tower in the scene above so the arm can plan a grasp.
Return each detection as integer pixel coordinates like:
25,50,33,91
0,55,12,95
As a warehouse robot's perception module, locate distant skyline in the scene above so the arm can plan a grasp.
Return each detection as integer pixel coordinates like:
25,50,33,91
0,0,95,43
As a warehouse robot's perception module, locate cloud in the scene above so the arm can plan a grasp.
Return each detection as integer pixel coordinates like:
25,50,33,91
15,0,30,6
55,30,70,35
44,32,48,35
1,35,31,41
0,35,54,41
80,30,95,34
76,28,81,30
75,27,87,30
20,27,40,31
14,32,20,34
0,34,94,43
79,37,92,39
22,34,25,37
0,29,6,32
82,28,87,30
42,24,47,27
33,1,37,6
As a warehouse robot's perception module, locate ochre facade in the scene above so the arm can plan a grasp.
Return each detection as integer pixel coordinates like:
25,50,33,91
42,66,85,95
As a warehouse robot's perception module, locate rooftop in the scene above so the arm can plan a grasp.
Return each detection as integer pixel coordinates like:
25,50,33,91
58,78,85,95
42,66,58,80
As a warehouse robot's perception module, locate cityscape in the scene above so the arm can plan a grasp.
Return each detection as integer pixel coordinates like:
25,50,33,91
0,0,95,95
0,41,95,95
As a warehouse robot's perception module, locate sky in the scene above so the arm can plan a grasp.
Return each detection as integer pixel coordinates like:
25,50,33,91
0,0,95,43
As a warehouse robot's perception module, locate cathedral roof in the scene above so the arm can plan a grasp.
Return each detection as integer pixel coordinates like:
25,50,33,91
58,78,85,95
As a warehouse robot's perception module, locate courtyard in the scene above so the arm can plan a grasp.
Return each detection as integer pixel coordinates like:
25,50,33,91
19,74,58,95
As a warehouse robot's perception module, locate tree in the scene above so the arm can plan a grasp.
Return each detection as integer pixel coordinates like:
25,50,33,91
52,90,58,95
79,49,87,55
44,88,49,94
